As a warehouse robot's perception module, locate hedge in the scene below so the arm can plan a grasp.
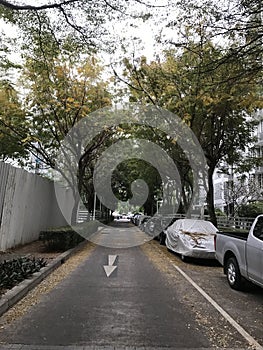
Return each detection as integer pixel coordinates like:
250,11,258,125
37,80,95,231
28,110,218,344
40,220,99,251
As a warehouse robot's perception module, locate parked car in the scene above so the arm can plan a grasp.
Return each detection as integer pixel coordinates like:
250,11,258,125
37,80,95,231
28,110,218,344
114,214,130,223
131,213,143,226
215,214,263,290
138,216,151,231
141,215,177,243
158,216,178,245
142,216,161,236
165,219,217,260
144,216,177,243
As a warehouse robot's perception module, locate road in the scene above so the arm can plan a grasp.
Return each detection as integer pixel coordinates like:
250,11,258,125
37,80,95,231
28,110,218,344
0,222,262,350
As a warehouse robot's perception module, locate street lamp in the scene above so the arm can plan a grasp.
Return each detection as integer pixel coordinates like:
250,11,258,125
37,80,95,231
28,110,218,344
93,192,97,220
157,200,163,214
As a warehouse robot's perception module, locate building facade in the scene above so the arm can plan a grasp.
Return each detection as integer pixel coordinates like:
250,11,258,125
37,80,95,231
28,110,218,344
213,112,263,213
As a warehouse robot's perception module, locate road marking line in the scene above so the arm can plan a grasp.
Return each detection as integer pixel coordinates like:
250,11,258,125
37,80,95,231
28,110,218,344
172,263,263,350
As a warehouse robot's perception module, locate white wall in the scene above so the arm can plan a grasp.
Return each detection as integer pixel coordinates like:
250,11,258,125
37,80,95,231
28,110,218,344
0,162,74,251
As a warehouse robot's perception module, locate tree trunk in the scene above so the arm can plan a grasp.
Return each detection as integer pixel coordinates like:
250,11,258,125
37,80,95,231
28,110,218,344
206,166,217,227
71,195,80,225
181,186,188,216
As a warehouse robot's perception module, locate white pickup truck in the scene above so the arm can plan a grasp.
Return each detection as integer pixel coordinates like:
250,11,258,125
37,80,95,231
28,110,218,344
215,215,263,290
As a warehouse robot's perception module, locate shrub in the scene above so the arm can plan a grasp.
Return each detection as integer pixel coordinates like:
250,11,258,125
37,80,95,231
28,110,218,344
238,202,263,218
0,257,47,290
39,220,99,251
215,208,227,216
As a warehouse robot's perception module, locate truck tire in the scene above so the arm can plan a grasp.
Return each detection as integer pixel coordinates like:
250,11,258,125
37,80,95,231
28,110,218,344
159,232,166,245
226,257,243,290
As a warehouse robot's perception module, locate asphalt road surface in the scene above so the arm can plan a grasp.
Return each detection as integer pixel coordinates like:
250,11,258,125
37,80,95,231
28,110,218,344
0,222,262,350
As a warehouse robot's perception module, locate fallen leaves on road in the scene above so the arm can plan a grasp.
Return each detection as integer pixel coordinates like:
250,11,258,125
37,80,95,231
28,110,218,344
141,240,246,349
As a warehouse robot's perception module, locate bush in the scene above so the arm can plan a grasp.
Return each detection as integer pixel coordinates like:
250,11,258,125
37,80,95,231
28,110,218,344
40,220,99,251
215,208,227,216
238,202,263,218
0,257,47,290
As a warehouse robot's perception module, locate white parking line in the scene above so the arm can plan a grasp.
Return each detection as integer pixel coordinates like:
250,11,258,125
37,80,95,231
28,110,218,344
172,263,263,350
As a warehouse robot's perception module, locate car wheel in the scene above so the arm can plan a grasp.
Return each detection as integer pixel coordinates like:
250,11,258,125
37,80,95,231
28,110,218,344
226,257,243,290
180,254,189,262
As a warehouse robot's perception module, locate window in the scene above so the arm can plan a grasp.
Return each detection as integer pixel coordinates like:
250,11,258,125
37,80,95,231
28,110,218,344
253,217,263,240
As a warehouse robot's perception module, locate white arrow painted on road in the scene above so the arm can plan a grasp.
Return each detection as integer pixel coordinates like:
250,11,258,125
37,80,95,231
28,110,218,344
108,255,117,266
103,255,118,277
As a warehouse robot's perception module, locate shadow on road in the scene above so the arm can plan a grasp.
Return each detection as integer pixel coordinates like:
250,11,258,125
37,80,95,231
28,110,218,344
167,248,221,267
108,221,135,229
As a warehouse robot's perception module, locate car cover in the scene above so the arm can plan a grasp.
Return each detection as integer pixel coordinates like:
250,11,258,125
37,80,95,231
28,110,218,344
165,219,217,258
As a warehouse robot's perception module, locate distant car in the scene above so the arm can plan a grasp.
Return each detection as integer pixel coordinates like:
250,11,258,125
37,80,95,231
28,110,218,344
165,219,217,260
114,214,130,223
138,216,151,231
144,216,159,236
131,213,143,226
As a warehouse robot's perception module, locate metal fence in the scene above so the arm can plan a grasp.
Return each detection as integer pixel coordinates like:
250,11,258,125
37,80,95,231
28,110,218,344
76,209,256,231
134,212,256,231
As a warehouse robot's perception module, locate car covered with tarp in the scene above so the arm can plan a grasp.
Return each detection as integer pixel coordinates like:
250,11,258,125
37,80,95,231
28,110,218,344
165,219,217,260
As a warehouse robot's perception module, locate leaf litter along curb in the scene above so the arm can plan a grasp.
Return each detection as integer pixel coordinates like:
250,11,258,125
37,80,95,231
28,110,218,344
140,240,247,349
0,241,96,329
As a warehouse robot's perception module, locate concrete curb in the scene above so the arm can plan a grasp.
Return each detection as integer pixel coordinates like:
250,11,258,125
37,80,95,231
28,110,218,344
0,240,88,317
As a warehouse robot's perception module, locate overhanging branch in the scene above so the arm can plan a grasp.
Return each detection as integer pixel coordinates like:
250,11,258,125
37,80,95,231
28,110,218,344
0,0,79,11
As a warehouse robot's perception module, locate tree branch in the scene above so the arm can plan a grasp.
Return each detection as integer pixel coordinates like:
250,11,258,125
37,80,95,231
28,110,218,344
0,0,79,11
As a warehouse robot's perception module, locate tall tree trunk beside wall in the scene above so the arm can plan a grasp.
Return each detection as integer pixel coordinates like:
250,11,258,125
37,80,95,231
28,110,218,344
71,196,80,225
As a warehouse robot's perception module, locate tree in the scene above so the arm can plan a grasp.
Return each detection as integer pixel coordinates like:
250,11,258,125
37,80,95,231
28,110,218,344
111,158,162,215
163,0,262,81
0,0,163,58
0,26,112,222
0,79,28,162
0,0,114,49
120,42,261,225
224,173,263,217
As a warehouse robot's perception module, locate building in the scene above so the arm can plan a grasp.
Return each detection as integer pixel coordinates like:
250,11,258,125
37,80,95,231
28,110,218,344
249,113,263,201
213,111,263,214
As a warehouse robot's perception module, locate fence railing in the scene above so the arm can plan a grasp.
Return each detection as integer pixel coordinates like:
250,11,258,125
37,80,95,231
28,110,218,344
77,210,90,222
77,210,110,223
165,213,255,230
77,209,256,231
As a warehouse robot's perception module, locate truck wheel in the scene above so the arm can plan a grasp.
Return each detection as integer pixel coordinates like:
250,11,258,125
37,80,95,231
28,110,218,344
159,232,166,245
226,257,243,290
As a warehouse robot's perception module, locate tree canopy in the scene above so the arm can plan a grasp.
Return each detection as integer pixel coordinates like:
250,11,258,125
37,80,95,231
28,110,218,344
121,41,261,224
0,0,262,223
